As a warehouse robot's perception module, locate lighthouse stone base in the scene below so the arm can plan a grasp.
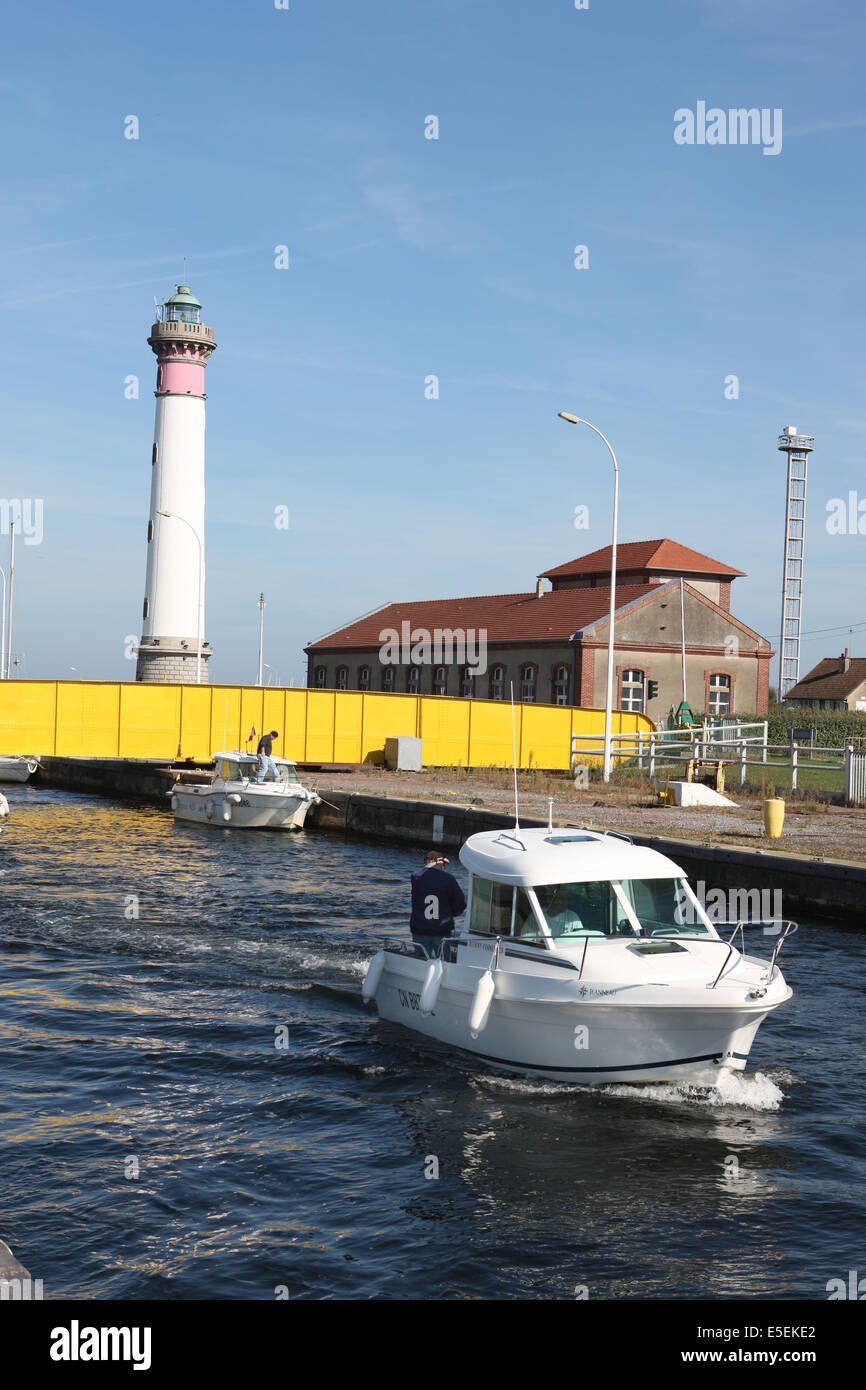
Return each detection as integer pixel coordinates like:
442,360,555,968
135,638,211,684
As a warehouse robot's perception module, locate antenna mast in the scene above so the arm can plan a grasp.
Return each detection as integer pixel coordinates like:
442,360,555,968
510,682,520,831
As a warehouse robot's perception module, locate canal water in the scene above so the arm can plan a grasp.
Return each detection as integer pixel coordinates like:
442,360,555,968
0,787,863,1300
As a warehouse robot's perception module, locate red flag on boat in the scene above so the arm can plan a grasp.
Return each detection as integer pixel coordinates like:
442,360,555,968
247,725,256,745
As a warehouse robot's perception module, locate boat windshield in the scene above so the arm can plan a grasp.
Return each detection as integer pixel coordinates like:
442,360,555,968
534,881,627,939
534,878,713,939
220,760,250,781
616,878,713,937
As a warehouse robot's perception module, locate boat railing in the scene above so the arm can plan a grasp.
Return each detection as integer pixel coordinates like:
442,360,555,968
708,922,746,989
494,829,527,851
707,919,797,991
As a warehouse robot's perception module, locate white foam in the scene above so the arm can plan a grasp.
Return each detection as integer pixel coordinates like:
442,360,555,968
603,1068,785,1111
476,1074,585,1097
477,1068,785,1110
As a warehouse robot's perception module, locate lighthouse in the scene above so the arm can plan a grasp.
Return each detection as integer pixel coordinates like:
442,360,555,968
136,285,217,682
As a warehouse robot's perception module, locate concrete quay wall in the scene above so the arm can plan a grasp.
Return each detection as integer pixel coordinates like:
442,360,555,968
28,758,865,923
310,789,866,923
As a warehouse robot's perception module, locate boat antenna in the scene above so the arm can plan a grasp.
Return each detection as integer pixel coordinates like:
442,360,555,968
548,796,554,834
510,682,520,831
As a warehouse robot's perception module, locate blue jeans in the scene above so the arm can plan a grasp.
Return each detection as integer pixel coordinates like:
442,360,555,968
256,754,278,783
411,931,451,959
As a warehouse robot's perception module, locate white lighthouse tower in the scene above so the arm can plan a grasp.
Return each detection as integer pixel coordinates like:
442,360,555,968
136,285,217,682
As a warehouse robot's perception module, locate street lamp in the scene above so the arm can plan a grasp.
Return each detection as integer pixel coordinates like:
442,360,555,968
157,508,203,683
0,565,6,680
257,592,266,686
558,412,619,782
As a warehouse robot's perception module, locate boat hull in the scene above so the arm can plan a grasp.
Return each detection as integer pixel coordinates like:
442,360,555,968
170,787,315,830
373,953,787,1085
0,757,37,784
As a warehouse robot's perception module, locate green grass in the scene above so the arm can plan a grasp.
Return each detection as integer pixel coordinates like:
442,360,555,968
615,753,845,796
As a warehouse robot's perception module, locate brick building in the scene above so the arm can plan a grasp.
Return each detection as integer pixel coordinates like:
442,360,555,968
305,538,773,718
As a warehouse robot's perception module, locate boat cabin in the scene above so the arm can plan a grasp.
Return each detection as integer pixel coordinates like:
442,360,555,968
458,828,718,950
212,751,301,785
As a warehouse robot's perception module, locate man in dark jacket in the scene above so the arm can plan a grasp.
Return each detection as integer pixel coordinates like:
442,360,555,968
256,730,280,783
410,850,467,958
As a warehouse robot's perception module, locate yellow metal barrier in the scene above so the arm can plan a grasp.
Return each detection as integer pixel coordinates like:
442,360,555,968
0,681,654,770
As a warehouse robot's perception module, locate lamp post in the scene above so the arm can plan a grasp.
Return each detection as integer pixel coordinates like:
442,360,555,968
157,509,203,683
257,592,266,686
557,412,619,782
0,565,6,680
6,521,14,681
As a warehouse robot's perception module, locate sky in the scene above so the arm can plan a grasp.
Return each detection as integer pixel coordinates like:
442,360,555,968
1,0,864,687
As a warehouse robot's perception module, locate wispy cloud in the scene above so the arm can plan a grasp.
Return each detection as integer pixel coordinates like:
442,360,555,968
785,115,866,136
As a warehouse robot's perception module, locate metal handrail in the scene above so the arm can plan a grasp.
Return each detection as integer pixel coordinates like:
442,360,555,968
709,922,745,989
762,921,796,983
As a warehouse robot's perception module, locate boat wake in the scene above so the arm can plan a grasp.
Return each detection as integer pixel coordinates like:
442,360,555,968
603,1068,785,1111
477,1067,786,1111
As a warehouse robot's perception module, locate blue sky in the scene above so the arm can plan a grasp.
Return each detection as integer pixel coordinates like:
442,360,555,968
1,0,864,687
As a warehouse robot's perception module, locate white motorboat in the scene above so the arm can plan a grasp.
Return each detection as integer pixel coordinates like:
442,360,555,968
0,756,38,783
363,825,794,1085
169,751,320,830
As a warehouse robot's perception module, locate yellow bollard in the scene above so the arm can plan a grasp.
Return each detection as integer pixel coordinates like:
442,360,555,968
764,798,785,838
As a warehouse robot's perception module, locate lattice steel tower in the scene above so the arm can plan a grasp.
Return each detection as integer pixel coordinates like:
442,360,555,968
777,426,814,699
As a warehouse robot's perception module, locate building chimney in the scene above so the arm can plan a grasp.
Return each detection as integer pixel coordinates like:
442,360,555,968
841,648,850,673
536,578,544,599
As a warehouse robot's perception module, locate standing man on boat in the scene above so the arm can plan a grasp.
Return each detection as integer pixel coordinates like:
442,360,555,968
256,730,280,783
410,850,467,958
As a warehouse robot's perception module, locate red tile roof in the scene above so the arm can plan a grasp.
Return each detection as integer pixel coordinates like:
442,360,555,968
785,657,866,701
539,538,745,580
307,584,661,650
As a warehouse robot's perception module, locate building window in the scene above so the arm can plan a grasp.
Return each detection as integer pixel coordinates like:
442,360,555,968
621,668,645,712
147,520,153,542
708,673,731,716
336,666,348,691
553,664,570,706
142,597,149,620
520,665,537,703
314,666,326,688
433,666,447,695
358,666,371,691
490,665,505,701
407,666,420,694
461,668,474,699
382,666,394,692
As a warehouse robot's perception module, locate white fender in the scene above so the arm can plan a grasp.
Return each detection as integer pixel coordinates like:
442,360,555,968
419,958,444,1015
205,800,214,819
362,950,386,1002
170,794,178,812
222,802,232,822
227,793,242,804
0,793,9,818
469,967,496,1038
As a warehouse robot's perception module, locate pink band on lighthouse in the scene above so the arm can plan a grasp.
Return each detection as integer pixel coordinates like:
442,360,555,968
158,360,206,396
